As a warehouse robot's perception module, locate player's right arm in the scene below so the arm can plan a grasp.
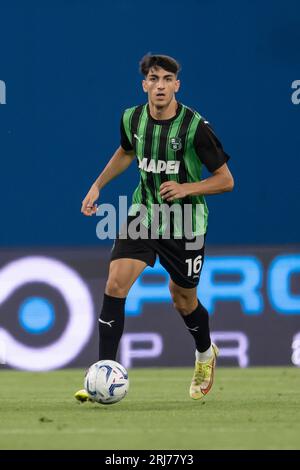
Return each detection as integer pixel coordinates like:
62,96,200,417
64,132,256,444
81,145,135,216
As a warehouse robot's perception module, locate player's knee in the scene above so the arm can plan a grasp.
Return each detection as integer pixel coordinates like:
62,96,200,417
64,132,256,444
170,286,197,315
105,277,128,297
173,301,191,315
171,292,190,315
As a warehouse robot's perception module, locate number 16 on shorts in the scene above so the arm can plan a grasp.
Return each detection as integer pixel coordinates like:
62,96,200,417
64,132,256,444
185,255,203,278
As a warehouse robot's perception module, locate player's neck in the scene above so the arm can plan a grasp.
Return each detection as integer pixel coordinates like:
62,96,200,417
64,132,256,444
148,99,178,121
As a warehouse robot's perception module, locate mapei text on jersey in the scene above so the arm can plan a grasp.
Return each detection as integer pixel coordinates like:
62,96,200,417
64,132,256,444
139,158,180,174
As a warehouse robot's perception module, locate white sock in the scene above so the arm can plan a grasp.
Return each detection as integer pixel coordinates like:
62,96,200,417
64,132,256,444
196,345,212,362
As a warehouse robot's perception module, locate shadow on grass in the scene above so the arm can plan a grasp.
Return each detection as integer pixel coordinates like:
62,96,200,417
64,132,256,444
76,399,209,413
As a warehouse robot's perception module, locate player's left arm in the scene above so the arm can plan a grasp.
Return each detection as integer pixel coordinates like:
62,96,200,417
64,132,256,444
160,119,234,201
184,162,234,196
160,163,234,201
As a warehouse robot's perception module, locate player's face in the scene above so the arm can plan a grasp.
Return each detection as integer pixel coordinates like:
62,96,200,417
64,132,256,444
142,67,180,108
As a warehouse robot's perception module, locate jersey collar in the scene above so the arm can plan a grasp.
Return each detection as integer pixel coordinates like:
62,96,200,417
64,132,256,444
146,102,182,125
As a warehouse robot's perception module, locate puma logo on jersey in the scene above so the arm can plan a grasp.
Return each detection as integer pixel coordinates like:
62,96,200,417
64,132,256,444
134,134,142,143
139,158,180,174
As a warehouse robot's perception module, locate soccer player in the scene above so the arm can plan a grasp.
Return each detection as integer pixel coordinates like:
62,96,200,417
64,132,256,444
75,54,234,402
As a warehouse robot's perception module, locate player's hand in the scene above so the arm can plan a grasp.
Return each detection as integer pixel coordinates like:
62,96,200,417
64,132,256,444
81,184,100,216
160,181,189,202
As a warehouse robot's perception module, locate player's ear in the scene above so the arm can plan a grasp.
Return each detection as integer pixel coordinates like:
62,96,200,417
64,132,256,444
175,79,180,93
142,79,148,93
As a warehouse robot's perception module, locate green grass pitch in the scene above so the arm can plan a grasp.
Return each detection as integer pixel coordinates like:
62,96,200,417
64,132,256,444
0,368,299,450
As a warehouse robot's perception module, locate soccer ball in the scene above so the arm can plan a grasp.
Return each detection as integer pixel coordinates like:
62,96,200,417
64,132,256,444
84,360,129,405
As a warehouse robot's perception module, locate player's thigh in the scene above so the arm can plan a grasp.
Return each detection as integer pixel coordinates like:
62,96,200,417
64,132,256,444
105,258,147,297
169,279,198,314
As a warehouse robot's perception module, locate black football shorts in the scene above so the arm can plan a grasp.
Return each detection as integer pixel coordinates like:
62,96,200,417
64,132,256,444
110,218,206,289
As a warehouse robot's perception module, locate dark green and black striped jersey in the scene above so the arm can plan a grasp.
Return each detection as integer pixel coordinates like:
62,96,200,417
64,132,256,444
120,102,230,237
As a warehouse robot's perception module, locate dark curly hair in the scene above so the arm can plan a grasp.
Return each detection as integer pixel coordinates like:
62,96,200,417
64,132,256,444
139,54,181,77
